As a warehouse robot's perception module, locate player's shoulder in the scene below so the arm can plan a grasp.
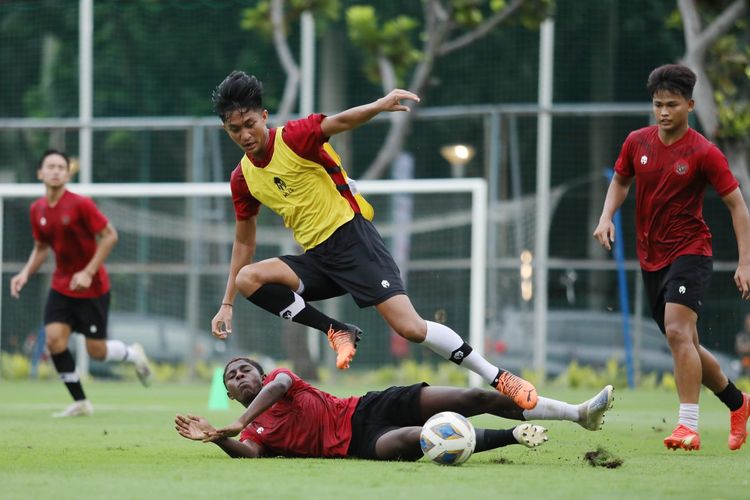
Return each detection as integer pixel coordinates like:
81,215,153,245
626,125,657,142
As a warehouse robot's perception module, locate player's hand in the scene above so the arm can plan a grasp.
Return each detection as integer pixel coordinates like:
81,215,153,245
734,264,750,300
69,270,93,291
10,272,28,298
211,305,233,339
206,420,245,441
175,414,217,441
376,89,420,112
592,219,615,251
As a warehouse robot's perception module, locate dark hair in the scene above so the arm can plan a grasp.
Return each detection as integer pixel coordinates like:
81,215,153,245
38,149,70,170
212,71,264,122
646,64,696,100
222,357,265,389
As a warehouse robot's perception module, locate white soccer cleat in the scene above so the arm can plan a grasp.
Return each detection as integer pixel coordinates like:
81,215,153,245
513,423,548,448
131,343,153,387
53,400,94,418
577,385,614,431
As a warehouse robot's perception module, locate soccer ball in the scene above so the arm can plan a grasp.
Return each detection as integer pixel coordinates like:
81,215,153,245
419,411,476,466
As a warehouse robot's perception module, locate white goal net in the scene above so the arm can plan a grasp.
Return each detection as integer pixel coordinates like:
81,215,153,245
0,179,487,385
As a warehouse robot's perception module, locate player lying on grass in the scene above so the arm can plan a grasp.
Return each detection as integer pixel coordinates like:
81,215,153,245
210,70,537,410
174,357,613,460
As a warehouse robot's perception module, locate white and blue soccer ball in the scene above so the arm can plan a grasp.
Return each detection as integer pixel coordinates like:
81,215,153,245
419,411,476,466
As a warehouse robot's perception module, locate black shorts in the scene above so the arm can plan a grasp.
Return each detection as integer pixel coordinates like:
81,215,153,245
641,255,712,334
347,382,428,459
43,289,110,339
280,214,406,308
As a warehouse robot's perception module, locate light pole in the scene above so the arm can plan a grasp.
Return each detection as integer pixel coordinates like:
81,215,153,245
440,144,475,178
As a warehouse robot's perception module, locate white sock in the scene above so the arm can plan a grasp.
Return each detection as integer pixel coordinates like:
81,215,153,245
678,403,699,431
522,397,579,422
422,321,499,383
104,340,138,363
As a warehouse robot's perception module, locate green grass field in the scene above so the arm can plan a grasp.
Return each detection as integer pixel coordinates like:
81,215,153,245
1,379,749,500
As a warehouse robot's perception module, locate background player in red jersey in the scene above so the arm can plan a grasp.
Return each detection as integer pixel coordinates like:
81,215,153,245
593,64,750,451
209,70,538,411
174,357,613,460
10,149,153,417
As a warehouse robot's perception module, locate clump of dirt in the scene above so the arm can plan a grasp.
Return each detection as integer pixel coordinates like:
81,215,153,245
584,447,623,469
489,457,513,465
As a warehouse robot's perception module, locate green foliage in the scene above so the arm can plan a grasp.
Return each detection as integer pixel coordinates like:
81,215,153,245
240,0,341,38
346,6,421,85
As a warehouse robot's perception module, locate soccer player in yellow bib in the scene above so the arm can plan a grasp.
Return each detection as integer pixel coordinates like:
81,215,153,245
210,71,537,410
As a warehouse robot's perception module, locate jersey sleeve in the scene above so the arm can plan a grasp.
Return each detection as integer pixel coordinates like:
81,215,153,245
230,164,261,220
281,114,328,160
79,196,109,234
29,203,42,242
613,132,636,177
703,144,739,197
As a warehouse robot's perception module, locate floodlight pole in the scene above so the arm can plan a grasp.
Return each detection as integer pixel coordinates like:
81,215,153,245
533,18,555,381
79,0,93,184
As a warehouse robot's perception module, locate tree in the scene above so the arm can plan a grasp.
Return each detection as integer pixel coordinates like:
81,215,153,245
675,0,750,192
240,0,552,179
347,0,553,179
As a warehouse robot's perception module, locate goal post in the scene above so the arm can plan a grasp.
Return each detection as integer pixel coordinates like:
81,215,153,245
0,179,487,386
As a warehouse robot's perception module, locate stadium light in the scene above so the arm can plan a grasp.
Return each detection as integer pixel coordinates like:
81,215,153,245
440,144,475,178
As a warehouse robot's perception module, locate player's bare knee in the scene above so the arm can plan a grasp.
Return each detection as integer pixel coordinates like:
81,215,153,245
664,323,692,348
45,335,66,354
235,265,263,295
395,319,427,342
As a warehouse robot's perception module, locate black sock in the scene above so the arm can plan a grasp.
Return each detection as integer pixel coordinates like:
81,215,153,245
715,380,744,412
473,428,517,452
247,284,347,333
491,368,507,388
51,349,86,401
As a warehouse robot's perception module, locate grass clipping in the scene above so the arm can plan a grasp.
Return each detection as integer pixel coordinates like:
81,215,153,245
584,446,623,469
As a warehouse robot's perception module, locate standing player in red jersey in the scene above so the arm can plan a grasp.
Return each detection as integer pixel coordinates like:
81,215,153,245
208,70,537,410
593,64,750,451
175,357,614,460
10,150,153,417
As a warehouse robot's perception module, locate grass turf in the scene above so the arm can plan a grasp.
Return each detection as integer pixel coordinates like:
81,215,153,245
1,379,749,500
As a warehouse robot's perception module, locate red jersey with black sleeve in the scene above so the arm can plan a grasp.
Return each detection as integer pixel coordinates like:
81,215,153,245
238,368,360,458
29,190,111,298
614,126,739,271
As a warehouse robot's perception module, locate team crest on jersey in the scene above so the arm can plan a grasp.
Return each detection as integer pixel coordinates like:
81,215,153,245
62,214,71,225
674,160,688,175
40,217,47,226
640,155,648,165
273,176,294,197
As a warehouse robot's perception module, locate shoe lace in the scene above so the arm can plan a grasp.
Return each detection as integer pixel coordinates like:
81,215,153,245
498,372,527,399
327,328,354,351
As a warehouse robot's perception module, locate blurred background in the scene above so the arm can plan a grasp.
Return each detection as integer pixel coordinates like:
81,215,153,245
1,0,748,386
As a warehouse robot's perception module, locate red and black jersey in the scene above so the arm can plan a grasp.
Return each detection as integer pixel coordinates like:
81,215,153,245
30,190,110,298
238,368,360,457
614,126,738,271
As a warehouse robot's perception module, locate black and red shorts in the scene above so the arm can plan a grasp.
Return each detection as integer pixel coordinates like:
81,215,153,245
44,289,110,339
280,214,406,308
641,254,712,334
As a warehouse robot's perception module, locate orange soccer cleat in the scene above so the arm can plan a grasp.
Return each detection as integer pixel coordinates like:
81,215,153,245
664,424,701,451
496,370,538,410
326,323,362,370
728,392,750,451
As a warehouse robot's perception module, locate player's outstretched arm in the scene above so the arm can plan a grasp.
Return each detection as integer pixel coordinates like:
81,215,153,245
320,89,420,138
175,414,262,458
209,373,293,440
10,240,49,298
213,217,257,339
